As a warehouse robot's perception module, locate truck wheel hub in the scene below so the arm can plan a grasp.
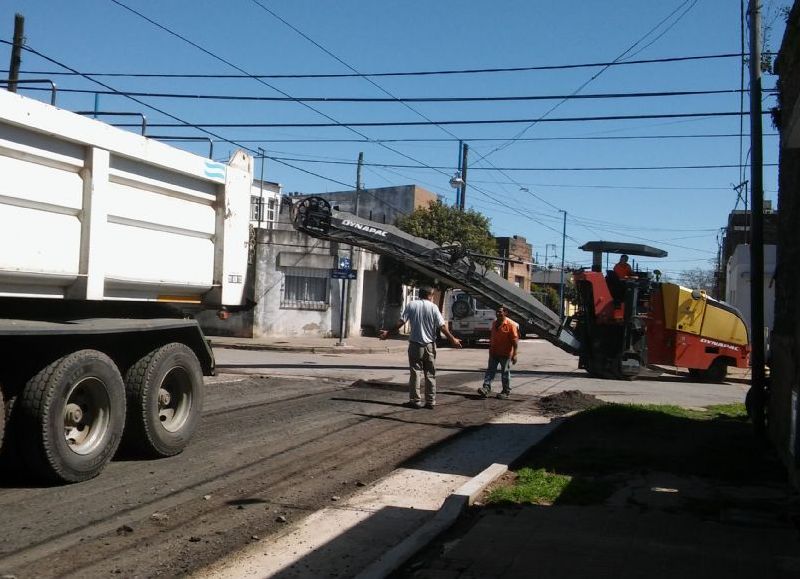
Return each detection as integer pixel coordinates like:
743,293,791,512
65,403,83,425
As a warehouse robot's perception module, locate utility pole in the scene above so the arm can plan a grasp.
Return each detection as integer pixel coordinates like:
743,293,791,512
8,14,24,92
460,143,469,210
355,152,363,217
559,211,567,320
340,152,364,343
257,148,265,231
747,0,766,437
455,141,463,207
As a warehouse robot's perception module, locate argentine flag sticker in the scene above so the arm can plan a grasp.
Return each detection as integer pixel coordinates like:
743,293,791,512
204,160,226,181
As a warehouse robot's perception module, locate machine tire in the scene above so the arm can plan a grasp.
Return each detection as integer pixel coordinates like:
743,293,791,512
18,350,126,483
584,364,604,379
123,343,203,458
700,358,728,383
0,393,4,453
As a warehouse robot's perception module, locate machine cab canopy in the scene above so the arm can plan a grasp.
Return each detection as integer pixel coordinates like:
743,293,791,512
579,241,668,273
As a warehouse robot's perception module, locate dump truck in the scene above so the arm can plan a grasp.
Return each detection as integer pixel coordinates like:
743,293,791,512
0,89,252,482
292,197,750,382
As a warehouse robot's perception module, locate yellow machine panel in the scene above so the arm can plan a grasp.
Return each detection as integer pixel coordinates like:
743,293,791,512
659,283,748,346
661,283,705,335
702,301,749,346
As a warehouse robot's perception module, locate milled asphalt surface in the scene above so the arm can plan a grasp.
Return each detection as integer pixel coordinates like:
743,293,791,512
200,335,560,578
198,335,798,579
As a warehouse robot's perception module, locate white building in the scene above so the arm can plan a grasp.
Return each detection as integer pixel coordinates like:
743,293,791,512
725,243,776,347
200,184,440,339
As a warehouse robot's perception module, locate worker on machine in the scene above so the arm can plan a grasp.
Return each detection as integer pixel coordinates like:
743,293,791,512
613,254,634,279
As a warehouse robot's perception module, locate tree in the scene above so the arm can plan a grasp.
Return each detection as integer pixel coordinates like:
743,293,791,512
396,200,497,256
389,200,498,287
677,268,716,295
530,283,560,313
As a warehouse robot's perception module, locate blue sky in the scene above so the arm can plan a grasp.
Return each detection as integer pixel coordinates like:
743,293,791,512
0,1,788,278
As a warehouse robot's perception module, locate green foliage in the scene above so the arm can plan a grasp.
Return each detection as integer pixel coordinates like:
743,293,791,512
530,283,560,313
396,200,496,255
488,468,570,505
487,468,613,506
390,200,498,287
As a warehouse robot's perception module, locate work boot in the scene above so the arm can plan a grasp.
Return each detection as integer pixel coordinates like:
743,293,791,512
404,400,423,409
477,386,490,398
496,391,510,400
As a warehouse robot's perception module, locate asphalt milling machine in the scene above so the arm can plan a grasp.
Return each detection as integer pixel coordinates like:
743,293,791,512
293,197,750,382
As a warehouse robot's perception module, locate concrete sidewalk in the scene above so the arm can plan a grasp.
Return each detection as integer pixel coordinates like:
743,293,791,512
400,500,800,579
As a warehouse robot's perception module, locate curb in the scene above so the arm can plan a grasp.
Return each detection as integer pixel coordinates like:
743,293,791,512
209,342,407,355
354,463,509,579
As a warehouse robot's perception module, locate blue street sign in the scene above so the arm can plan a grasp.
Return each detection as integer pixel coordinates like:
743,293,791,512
331,269,357,280
338,256,352,270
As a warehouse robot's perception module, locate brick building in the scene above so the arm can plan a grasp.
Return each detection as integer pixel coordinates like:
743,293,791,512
495,235,532,290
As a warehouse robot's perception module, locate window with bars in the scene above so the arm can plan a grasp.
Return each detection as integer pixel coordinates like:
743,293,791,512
280,267,330,310
250,196,278,227
265,197,277,223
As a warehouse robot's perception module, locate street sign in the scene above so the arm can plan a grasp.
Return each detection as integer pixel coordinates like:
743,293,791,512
331,268,357,280
338,256,352,270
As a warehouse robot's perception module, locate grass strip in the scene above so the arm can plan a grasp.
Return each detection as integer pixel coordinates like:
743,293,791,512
486,402,785,507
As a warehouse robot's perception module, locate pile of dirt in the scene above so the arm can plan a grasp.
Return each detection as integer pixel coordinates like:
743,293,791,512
535,390,605,416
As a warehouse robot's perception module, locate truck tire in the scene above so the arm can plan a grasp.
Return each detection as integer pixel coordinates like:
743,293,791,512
123,343,203,458
18,350,126,483
0,394,4,453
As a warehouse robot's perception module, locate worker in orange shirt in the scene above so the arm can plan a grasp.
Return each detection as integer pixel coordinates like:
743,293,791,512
477,305,520,400
613,254,634,279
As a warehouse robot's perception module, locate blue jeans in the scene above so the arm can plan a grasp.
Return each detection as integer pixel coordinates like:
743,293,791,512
482,354,512,393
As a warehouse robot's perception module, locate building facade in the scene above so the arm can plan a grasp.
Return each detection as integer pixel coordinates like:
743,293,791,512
769,2,800,487
495,235,532,290
717,205,778,298
202,184,442,339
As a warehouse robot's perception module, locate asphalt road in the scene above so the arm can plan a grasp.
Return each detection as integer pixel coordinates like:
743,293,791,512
0,340,749,578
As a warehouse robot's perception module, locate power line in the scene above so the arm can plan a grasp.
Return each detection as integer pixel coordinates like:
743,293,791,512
105,111,770,129
262,155,779,172
476,0,703,163
9,85,768,103
467,180,777,191
623,0,700,60
106,0,455,194
466,1,707,225
161,133,779,144
242,0,728,238
1,52,747,79
0,40,356,190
